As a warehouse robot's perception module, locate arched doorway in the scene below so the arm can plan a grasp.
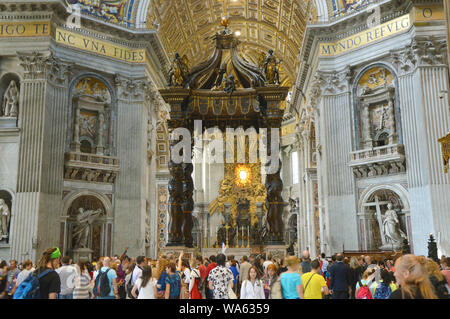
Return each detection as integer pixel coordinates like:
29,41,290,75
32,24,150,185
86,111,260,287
63,193,112,261
358,186,410,251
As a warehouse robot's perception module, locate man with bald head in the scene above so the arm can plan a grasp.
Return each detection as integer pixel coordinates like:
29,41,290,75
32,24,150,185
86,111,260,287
301,250,311,274
94,256,118,299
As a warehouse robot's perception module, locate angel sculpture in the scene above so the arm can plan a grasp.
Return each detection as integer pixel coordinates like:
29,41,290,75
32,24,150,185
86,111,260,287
211,64,228,91
168,52,190,87
224,74,236,98
259,49,281,85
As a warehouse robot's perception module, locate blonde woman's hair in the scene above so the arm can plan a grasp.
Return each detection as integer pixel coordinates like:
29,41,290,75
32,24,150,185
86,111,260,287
349,257,359,269
110,261,118,271
424,259,444,282
362,268,375,280
285,256,300,267
396,255,437,299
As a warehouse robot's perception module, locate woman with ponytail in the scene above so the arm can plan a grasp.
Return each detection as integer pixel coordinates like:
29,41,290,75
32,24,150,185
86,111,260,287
390,255,437,299
35,247,62,299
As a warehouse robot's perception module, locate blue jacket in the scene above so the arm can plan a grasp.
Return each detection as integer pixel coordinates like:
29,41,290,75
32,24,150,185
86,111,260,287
230,266,239,284
157,270,168,292
329,262,351,292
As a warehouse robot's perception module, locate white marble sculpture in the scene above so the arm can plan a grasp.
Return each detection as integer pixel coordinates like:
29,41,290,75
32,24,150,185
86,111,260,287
0,199,10,240
1,80,19,117
382,203,407,247
72,208,103,248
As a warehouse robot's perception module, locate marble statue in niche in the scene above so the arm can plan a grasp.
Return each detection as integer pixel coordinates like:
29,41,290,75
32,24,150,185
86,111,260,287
80,111,97,141
382,202,407,248
1,80,19,117
72,207,103,248
357,67,397,148
72,77,111,155
363,190,408,250
0,199,10,240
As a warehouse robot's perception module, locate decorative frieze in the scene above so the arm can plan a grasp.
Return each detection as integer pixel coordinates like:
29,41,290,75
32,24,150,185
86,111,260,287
64,151,119,183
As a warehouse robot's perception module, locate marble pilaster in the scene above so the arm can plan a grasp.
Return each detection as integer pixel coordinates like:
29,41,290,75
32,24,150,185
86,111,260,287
10,51,71,261
113,75,149,258
316,68,358,253
392,37,450,255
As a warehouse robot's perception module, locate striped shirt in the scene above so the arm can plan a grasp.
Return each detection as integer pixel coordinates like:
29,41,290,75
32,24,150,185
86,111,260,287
73,272,91,299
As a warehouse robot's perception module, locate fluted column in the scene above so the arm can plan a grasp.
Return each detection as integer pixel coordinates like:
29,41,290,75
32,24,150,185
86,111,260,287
392,37,450,255
316,68,358,253
445,0,450,70
113,75,149,257
10,52,71,261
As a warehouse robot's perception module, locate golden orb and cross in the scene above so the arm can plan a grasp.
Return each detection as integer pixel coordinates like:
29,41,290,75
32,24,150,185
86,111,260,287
220,16,230,28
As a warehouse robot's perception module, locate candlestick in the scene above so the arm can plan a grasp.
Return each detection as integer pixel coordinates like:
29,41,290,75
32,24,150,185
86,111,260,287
241,226,244,248
236,227,238,248
225,225,229,248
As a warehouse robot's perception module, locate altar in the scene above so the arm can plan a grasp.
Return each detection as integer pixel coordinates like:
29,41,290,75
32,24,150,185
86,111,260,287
202,248,253,261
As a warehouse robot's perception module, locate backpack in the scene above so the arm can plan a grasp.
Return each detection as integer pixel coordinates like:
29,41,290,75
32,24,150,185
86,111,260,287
356,280,373,299
93,269,111,297
373,283,392,299
13,270,53,299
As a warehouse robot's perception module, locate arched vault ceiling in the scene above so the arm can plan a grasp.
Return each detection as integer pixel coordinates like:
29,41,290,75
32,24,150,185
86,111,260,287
146,0,318,87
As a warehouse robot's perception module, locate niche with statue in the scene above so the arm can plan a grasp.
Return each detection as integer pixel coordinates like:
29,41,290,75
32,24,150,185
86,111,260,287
70,77,112,155
356,67,399,149
0,73,20,128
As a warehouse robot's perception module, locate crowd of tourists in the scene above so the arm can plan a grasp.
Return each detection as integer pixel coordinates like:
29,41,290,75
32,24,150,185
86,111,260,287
0,247,449,299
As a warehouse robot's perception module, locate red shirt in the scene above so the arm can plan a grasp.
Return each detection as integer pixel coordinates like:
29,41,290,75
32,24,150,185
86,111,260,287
205,262,217,281
198,264,207,280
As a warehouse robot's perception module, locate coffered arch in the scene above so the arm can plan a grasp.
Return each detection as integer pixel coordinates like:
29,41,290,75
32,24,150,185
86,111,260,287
138,0,322,87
